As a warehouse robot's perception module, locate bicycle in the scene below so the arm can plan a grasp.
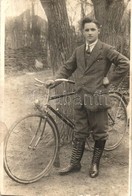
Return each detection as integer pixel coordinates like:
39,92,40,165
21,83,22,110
4,78,128,184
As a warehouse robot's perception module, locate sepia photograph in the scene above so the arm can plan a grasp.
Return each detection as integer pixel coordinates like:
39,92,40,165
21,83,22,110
0,0,131,195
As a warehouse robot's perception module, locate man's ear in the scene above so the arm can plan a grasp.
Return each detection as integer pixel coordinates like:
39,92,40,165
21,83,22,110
98,28,101,34
98,25,102,34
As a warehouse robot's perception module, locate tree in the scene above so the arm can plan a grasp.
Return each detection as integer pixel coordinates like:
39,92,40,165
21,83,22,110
40,0,75,74
91,0,130,56
120,0,130,58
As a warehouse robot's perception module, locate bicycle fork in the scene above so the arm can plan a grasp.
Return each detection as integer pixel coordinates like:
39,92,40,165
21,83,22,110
28,116,47,150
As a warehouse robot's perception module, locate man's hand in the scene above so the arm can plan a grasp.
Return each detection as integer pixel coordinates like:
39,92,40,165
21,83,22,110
103,77,109,86
45,79,65,89
45,79,55,88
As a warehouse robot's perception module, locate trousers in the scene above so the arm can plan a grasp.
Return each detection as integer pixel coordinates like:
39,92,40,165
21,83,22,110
73,91,108,140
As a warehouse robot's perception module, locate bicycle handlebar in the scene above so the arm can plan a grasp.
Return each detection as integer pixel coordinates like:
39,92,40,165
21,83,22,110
34,78,75,87
55,78,75,84
34,78,75,104
34,78,45,84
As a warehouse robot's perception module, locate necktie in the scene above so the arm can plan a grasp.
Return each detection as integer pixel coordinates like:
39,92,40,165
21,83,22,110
86,44,90,55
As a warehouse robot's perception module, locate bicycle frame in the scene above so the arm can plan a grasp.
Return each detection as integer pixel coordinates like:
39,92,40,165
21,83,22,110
47,105,75,129
48,91,116,129
35,89,117,133
35,91,76,129
4,78,128,184
49,91,76,127
29,90,76,149
32,79,120,151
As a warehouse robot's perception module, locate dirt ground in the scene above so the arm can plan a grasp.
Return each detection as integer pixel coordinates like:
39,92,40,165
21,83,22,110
1,69,130,196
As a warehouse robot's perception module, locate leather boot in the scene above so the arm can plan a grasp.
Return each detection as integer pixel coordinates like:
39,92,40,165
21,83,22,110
89,140,106,178
58,138,85,175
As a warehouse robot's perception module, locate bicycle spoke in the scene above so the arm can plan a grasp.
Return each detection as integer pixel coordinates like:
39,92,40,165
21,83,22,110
105,93,127,150
86,93,127,151
4,114,59,183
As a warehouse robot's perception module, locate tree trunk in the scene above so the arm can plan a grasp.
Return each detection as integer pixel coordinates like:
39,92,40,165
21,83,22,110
120,1,130,58
92,0,125,51
40,0,75,73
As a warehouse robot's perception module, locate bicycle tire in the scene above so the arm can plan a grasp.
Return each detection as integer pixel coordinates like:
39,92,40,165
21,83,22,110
4,113,59,184
86,92,128,151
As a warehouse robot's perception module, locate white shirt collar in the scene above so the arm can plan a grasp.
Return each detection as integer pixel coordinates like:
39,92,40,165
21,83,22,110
86,39,98,51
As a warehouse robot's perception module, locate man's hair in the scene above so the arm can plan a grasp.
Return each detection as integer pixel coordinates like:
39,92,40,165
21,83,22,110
81,17,101,29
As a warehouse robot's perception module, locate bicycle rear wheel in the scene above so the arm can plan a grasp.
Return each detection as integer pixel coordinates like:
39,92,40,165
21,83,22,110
4,113,59,184
86,92,128,151
105,92,128,151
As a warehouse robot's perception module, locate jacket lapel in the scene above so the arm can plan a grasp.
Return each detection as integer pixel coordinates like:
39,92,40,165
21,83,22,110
77,44,86,71
85,40,103,73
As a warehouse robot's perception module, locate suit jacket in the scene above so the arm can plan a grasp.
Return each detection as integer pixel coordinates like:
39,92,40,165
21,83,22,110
55,40,129,93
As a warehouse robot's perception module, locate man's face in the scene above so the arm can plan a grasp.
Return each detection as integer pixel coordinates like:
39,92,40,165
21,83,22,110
83,22,100,44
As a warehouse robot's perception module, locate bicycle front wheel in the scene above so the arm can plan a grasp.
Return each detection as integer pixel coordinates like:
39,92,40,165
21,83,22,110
4,113,59,184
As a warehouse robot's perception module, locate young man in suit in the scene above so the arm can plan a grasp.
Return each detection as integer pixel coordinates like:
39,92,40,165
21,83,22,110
46,17,129,178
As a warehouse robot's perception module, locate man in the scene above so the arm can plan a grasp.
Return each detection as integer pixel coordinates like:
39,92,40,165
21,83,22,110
46,17,129,178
